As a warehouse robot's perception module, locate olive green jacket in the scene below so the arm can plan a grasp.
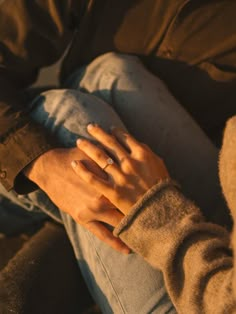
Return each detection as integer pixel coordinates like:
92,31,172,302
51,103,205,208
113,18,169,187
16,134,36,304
0,0,236,193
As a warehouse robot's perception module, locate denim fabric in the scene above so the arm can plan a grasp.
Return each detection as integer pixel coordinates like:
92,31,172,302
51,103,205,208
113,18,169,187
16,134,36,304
0,66,176,313
29,89,175,313
0,52,226,313
70,53,227,222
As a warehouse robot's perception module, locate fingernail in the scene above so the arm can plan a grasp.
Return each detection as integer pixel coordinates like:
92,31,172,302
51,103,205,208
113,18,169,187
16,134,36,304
122,247,131,255
77,138,82,145
71,160,78,168
87,123,96,130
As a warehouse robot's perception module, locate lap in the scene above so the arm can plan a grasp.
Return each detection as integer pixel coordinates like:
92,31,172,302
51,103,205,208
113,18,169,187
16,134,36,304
72,53,231,226
1,50,232,312
1,87,175,313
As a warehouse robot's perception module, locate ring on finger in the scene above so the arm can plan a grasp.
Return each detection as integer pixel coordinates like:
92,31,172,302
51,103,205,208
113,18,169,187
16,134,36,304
102,157,114,171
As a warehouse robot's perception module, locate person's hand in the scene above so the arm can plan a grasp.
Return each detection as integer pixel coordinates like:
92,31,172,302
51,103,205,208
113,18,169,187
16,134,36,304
24,147,129,254
71,124,169,215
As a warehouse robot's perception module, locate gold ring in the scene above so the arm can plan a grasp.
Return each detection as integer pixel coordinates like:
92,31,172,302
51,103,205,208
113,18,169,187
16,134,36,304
102,158,114,171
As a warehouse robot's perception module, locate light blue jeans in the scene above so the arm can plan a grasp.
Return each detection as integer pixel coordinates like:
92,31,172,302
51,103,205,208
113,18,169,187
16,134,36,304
0,53,228,313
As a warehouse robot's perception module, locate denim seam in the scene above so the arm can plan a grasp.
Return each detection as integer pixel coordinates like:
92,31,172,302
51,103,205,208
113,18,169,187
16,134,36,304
85,229,126,314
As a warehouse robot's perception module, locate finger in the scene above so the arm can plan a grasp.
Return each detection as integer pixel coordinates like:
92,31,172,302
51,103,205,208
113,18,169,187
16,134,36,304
87,124,128,163
112,127,149,159
85,221,130,254
81,159,107,180
95,207,124,227
71,159,114,196
76,139,122,177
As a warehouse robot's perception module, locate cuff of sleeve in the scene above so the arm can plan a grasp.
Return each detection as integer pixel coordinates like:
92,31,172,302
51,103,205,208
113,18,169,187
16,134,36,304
0,121,56,194
114,178,202,238
114,179,180,237
113,179,203,267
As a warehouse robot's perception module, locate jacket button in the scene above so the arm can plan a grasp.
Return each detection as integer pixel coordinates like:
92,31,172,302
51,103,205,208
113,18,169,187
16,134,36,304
0,171,6,179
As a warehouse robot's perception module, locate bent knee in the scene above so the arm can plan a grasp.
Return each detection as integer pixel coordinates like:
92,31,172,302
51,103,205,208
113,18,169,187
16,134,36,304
90,52,144,76
31,89,107,121
30,88,126,146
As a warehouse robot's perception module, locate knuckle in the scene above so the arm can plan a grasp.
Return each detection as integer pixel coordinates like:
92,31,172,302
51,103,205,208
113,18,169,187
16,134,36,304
74,210,85,224
123,155,132,165
136,147,149,159
123,158,136,172
91,200,104,212
117,174,128,186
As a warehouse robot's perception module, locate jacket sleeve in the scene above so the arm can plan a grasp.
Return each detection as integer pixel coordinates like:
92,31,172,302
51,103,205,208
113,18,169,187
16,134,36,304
114,180,236,313
0,0,76,193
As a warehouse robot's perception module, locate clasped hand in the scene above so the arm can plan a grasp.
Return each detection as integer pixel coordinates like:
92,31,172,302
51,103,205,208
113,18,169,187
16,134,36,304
26,124,169,255
72,124,169,217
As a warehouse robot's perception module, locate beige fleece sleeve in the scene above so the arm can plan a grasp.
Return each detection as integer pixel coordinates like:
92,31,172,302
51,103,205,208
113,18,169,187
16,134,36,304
219,116,236,296
114,180,236,313
220,116,236,219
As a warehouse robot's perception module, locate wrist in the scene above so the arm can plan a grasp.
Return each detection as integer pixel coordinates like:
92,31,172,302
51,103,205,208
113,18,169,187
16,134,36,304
23,147,89,189
23,149,52,188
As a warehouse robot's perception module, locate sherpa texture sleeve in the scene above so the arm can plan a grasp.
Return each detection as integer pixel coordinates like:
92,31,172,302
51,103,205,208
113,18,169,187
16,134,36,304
114,180,236,313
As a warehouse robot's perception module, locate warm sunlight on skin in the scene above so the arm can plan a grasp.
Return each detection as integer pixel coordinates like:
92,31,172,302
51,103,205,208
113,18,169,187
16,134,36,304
71,124,169,215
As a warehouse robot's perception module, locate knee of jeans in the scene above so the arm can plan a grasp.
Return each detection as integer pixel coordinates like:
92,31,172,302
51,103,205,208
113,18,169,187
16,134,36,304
93,52,143,77
30,88,126,146
31,89,94,121
30,89,98,145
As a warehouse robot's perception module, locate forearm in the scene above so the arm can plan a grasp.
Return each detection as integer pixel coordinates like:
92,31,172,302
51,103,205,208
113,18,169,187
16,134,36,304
114,180,235,313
